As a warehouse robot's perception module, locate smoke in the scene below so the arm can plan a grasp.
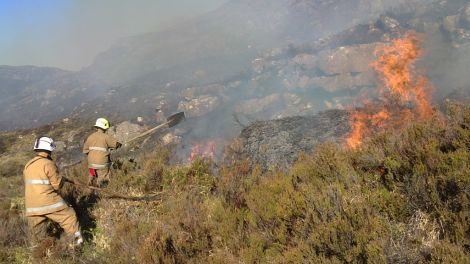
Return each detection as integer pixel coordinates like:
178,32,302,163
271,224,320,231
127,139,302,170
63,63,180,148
0,0,228,71
423,28,470,102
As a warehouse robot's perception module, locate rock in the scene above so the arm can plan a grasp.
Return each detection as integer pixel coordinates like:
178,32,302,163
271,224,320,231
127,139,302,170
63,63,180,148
177,95,220,118
310,71,376,92
454,29,470,44
236,109,350,171
461,4,470,27
282,93,302,106
443,15,459,32
292,53,318,69
252,58,266,73
235,94,282,115
161,133,182,145
108,121,146,143
283,71,375,92
155,110,166,123
54,141,66,152
181,84,226,99
376,16,400,32
317,43,384,75
324,97,349,109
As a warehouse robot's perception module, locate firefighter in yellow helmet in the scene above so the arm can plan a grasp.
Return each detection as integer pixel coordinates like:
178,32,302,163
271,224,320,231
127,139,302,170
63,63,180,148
24,137,83,256
83,118,122,187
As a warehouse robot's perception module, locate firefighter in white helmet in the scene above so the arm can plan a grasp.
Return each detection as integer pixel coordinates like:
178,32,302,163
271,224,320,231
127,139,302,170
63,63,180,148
24,136,83,257
83,118,122,187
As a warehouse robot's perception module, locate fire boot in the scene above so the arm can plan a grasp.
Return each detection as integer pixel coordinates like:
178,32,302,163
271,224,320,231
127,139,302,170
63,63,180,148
65,231,84,252
88,168,98,187
75,231,84,246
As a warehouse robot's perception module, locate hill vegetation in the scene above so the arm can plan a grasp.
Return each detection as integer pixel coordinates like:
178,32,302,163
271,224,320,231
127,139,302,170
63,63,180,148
1,101,469,263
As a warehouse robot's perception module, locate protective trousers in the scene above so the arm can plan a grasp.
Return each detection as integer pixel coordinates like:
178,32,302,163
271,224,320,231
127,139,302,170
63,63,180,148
27,206,80,244
88,168,111,188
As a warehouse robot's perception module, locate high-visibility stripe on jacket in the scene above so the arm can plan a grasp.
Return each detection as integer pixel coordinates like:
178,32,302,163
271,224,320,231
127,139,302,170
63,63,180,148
23,153,67,216
89,146,109,153
88,163,110,169
83,130,119,168
26,201,66,213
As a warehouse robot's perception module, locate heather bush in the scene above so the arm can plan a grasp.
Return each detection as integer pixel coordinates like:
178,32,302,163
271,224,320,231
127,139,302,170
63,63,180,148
0,154,29,177
1,104,470,263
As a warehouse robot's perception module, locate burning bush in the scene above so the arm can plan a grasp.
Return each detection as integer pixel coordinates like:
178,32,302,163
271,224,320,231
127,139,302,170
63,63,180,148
347,32,435,149
2,104,470,263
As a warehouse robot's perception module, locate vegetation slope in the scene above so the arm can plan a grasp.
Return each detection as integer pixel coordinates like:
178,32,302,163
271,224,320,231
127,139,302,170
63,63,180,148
1,102,470,263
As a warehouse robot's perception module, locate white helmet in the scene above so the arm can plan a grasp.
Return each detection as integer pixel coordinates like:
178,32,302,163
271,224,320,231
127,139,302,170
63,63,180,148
94,118,110,130
33,136,56,152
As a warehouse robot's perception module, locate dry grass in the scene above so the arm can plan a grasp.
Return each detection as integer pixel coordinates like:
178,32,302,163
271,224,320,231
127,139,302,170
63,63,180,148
1,103,470,263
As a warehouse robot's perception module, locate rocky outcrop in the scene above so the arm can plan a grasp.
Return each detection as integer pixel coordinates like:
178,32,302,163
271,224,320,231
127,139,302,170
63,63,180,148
108,121,146,143
235,94,282,115
269,44,383,100
177,95,221,118
236,109,350,171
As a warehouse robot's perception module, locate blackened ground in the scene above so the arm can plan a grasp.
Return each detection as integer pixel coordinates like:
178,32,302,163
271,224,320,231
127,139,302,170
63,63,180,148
237,109,350,171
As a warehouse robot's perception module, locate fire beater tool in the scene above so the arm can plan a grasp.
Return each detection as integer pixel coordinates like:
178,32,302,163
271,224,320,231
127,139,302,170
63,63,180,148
63,177,163,201
124,111,185,146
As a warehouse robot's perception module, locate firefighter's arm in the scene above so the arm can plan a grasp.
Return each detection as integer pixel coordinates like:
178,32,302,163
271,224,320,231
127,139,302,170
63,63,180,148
106,134,121,149
46,162,63,190
83,138,90,155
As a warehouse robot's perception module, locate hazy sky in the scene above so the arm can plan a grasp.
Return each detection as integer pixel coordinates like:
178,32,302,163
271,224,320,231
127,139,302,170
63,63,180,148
0,0,227,70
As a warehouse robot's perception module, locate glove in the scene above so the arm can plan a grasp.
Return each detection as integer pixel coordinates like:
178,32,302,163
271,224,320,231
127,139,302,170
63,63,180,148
62,176,70,182
62,176,74,185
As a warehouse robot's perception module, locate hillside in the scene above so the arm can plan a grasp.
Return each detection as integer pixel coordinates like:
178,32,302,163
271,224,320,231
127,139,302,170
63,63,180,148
0,66,106,130
3,0,470,262
1,102,469,263
0,0,430,130
38,0,470,151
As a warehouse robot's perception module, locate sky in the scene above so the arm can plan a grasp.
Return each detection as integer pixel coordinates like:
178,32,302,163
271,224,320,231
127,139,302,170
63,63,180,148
0,0,227,71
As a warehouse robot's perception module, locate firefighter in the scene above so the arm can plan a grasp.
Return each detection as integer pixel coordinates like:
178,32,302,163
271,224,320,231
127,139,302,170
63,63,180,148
83,118,122,187
24,137,83,254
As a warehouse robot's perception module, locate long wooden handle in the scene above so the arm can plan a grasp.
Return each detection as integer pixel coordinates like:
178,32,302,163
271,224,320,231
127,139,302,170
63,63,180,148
65,178,162,201
125,120,170,145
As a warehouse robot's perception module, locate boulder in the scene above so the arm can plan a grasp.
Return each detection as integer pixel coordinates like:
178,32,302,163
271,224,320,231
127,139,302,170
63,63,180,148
235,94,282,115
161,133,182,145
460,4,470,27
292,53,318,69
181,84,226,99
54,141,66,152
236,110,350,171
177,95,220,118
108,121,146,143
310,71,376,92
283,71,375,92
443,15,459,32
317,43,384,75
376,16,400,32
252,58,267,73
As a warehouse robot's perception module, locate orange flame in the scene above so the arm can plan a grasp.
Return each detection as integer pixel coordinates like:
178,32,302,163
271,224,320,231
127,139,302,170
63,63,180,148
188,140,217,161
346,32,434,149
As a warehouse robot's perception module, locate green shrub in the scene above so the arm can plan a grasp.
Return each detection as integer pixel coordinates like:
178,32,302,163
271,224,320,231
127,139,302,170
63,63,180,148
2,104,470,263
0,154,29,177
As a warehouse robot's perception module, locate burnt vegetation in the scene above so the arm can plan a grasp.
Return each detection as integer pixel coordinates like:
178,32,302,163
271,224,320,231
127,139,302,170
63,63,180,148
1,102,469,263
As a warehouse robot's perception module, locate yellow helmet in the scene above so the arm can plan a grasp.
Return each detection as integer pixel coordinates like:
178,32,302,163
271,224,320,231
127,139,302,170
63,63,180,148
94,118,110,130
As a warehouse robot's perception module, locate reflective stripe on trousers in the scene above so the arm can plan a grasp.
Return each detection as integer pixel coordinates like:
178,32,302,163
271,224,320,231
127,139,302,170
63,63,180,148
88,163,110,169
26,201,66,213
89,146,109,153
25,179,50,185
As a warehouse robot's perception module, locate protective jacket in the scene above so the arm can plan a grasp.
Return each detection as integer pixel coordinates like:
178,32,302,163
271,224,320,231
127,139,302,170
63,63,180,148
23,152,67,216
83,130,119,169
